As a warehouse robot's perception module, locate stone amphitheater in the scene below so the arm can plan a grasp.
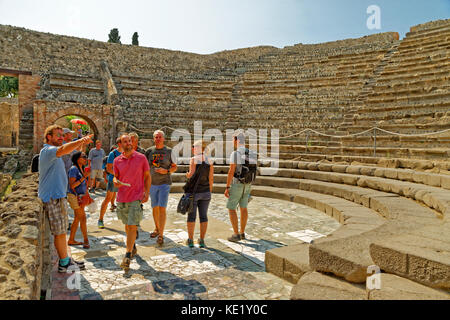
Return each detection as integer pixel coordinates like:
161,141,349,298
0,18,449,300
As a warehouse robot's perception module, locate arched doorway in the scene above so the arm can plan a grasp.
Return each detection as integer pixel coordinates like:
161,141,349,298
33,100,114,153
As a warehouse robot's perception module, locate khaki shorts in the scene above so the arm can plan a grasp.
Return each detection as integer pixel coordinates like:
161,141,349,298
43,198,69,236
226,183,252,210
67,193,80,210
117,201,143,226
90,169,103,180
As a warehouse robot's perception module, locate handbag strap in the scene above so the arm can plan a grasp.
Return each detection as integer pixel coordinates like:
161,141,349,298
191,162,206,196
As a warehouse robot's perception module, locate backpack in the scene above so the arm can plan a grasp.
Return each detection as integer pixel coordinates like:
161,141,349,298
31,154,39,173
233,148,257,184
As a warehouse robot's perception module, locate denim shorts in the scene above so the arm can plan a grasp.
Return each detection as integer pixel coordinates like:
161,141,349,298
150,184,171,208
107,180,118,193
226,183,251,210
116,200,143,226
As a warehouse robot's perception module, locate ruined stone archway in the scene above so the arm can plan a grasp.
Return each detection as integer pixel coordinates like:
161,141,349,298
33,100,116,153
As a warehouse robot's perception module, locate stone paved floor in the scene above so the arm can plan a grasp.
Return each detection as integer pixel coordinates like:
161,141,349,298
50,191,340,300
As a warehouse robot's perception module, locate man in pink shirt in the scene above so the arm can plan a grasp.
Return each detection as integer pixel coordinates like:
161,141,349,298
113,134,151,272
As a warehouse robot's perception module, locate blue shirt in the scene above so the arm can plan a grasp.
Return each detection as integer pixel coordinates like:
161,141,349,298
67,166,87,195
107,149,121,182
38,144,68,203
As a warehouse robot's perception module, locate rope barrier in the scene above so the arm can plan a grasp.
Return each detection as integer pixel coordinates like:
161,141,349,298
127,123,450,140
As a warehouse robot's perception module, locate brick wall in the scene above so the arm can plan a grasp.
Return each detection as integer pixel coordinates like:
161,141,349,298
0,98,18,147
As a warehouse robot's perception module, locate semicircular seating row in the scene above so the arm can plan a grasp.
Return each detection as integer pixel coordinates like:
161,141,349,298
170,155,450,300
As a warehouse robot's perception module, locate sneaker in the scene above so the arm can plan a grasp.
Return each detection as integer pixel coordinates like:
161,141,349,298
227,234,241,242
71,258,86,269
58,258,85,273
198,238,206,248
98,220,105,229
239,233,246,240
186,239,194,248
120,257,131,271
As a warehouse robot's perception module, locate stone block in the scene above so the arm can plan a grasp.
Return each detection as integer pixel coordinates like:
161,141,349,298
360,167,376,176
441,176,450,190
373,168,385,177
346,166,361,175
318,163,333,172
22,226,39,245
397,169,414,182
307,163,319,171
425,174,442,187
370,234,450,289
297,161,309,170
331,165,347,173
291,272,367,300
369,274,450,300
309,236,374,283
383,169,398,180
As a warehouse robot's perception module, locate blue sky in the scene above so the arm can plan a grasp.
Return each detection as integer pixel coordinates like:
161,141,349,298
0,0,448,54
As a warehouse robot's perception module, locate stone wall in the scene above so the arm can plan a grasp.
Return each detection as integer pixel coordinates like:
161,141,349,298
0,24,277,79
33,100,115,153
0,173,12,196
409,18,450,32
0,98,19,147
0,173,49,300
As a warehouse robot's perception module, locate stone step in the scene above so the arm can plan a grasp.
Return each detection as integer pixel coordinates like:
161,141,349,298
370,227,450,289
290,271,367,300
368,273,450,300
290,271,450,300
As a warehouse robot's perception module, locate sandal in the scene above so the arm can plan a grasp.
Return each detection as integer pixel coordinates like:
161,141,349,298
110,204,117,211
68,241,83,246
83,242,90,249
150,230,159,238
157,235,164,246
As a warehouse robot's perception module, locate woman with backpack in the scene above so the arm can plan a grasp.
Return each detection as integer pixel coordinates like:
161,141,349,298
184,140,214,248
67,151,92,249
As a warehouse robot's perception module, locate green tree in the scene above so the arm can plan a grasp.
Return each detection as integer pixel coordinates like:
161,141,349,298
132,32,139,46
108,28,121,44
0,76,18,98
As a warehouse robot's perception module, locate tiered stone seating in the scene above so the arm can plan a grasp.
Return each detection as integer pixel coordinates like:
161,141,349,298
171,155,450,299
113,73,238,138
349,19,450,160
37,72,106,104
233,34,400,159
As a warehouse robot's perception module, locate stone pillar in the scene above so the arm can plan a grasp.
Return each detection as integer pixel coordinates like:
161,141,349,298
18,74,40,150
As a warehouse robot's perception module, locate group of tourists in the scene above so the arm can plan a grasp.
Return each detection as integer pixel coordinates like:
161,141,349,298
37,124,256,273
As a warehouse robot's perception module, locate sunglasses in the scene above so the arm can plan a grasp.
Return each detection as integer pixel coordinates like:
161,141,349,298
80,155,88,159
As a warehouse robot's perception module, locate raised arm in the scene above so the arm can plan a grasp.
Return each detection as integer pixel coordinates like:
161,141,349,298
56,134,93,158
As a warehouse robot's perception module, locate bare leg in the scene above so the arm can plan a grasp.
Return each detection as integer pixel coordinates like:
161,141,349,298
200,222,208,239
239,207,248,234
228,209,239,235
78,208,88,242
152,206,160,233
54,234,69,259
158,207,167,237
187,221,195,240
68,213,80,243
100,191,114,221
126,225,137,253
111,192,116,206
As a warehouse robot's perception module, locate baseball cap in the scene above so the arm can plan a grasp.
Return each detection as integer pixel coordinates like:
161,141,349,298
63,128,75,135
